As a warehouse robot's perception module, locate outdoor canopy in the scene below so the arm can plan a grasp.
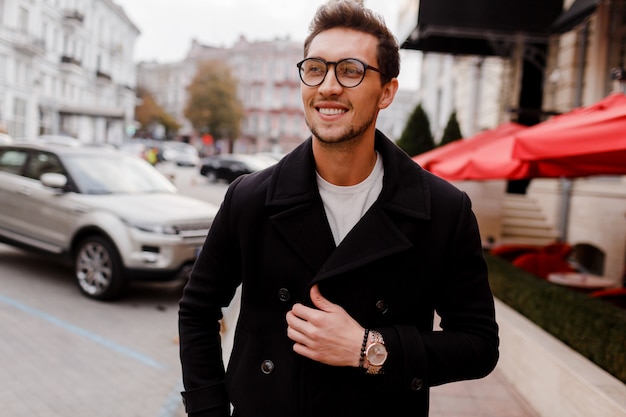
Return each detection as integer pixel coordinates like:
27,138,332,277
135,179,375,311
413,93,626,181
412,121,526,172
511,93,626,178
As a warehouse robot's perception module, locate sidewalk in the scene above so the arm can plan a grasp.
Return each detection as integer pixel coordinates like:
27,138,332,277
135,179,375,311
173,367,538,417
430,367,539,417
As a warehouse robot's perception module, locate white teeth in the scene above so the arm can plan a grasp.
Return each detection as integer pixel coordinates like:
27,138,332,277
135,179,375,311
318,108,345,115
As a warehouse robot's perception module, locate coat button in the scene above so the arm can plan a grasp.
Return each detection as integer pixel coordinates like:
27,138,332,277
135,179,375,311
375,299,388,314
278,288,290,302
410,378,423,391
261,360,275,374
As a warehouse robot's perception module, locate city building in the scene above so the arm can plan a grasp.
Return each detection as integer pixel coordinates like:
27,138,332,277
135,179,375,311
138,37,309,154
0,0,139,144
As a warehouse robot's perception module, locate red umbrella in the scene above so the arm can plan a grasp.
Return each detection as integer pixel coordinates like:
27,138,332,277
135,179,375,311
425,129,532,181
412,121,527,174
511,93,626,177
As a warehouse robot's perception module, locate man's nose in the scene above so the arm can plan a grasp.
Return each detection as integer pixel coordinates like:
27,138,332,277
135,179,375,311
318,66,343,94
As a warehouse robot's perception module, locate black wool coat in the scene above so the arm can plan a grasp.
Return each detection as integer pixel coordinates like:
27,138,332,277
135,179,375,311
179,130,499,417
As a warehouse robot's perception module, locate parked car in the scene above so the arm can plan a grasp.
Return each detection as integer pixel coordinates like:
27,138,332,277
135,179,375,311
119,139,200,167
256,152,286,162
199,153,276,183
38,134,81,147
0,143,218,301
161,141,201,167
118,141,149,159
0,133,13,145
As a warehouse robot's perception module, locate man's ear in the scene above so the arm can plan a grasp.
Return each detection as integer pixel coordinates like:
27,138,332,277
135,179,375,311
378,78,399,110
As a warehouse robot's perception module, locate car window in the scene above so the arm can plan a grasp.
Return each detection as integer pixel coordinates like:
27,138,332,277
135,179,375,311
62,154,177,194
24,152,65,180
0,149,28,175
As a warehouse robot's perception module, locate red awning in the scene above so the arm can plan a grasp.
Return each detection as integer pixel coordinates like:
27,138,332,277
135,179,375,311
512,93,626,177
413,122,526,172
415,94,626,182
413,122,531,181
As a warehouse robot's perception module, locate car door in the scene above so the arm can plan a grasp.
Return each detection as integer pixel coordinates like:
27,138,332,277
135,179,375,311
0,147,29,238
16,150,76,253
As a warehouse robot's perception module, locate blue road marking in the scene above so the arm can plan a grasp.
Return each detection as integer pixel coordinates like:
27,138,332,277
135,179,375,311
160,381,184,417
0,294,166,370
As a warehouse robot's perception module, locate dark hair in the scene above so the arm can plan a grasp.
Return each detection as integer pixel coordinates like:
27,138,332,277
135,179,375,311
304,0,400,85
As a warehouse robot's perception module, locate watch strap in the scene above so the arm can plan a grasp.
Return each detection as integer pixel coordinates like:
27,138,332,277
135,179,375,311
365,330,386,375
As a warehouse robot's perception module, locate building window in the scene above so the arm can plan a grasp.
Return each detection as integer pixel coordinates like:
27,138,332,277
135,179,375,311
12,97,27,139
18,6,28,34
0,54,7,81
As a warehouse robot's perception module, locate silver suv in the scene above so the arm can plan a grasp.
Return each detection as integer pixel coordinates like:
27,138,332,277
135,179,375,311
0,143,218,300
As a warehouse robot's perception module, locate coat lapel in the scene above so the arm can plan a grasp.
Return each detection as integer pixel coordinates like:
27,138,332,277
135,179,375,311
315,204,413,279
266,131,433,279
266,139,336,273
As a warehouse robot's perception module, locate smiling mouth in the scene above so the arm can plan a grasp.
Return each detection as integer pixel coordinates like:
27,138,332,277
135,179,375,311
317,107,347,115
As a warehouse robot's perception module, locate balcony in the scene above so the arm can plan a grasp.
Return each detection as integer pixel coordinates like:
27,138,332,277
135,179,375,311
61,55,81,66
60,55,83,74
63,9,85,23
96,70,112,82
62,9,84,30
12,33,46,56
0,27,45,56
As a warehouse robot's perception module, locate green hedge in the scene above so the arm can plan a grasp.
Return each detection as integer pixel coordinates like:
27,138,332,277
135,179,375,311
486,253,626,384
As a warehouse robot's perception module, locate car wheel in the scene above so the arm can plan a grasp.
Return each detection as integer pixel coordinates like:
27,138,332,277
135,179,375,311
74,235,127,301
205,170,217,183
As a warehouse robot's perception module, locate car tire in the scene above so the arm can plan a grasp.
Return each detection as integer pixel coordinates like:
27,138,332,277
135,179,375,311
74,235,127,301
205,170,217,183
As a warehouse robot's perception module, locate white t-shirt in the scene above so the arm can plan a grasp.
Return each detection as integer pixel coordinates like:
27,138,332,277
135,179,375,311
317,152,384,246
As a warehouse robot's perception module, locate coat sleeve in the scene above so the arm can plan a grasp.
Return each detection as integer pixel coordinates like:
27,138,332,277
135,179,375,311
178,178,245,417
382,190,499,391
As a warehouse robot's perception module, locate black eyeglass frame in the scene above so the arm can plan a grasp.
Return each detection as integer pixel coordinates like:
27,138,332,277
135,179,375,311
296,57,384,88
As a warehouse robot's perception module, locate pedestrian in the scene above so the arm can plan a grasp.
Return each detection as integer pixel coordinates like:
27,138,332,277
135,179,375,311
178,1,499,416
145,146,159,165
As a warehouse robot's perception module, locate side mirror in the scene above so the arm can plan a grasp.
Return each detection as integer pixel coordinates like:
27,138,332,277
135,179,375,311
40,172,68,190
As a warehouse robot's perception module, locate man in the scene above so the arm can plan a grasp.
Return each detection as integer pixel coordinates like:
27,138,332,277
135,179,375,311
178,2,499,416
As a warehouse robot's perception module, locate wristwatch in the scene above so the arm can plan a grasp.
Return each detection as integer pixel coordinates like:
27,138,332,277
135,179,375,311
365,330,387,374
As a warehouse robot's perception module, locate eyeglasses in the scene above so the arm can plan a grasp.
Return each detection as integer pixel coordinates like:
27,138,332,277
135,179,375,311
296,58,384,88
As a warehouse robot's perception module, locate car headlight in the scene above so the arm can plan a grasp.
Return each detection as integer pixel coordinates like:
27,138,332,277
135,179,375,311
126,220,178,235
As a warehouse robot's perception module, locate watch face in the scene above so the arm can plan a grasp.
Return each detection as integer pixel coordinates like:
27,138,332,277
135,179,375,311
367,342,388,366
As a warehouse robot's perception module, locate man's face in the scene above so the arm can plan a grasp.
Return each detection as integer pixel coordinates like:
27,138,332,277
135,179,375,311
301,28,395,146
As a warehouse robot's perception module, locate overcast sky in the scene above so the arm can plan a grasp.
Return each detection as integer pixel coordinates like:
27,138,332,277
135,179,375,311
114,0,420,88
115,0,401,63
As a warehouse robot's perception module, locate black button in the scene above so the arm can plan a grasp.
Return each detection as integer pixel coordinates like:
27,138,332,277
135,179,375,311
410,378,423,391
261,360,275,374
375,299,388,314
278,288,290,302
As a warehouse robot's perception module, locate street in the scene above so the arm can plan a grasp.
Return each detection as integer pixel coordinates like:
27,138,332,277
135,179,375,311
0,165,227,417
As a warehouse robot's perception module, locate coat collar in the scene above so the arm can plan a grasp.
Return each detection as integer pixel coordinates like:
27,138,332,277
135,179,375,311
265,130,433,278
266,129,432,221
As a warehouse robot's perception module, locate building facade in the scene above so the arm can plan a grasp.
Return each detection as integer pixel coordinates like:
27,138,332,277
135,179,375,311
138,37,309,154
0,0,139,144
400,0,626,283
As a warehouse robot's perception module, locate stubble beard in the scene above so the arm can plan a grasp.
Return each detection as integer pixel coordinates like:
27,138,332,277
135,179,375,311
307,116,375,149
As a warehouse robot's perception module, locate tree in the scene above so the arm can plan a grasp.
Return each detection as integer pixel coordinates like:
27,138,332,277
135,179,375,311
396,103,435,156
439,111,463,147
134,86,180,138
184,60,244,153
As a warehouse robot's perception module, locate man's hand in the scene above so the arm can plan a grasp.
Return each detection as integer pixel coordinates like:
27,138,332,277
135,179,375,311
286,284,364,367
